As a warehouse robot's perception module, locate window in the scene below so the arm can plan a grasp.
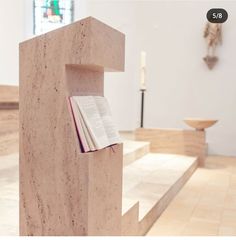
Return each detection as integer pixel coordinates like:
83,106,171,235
34,0,74,35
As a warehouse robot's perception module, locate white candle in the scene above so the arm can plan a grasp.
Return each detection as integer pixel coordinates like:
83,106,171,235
141,51,146,68
140,51,146,90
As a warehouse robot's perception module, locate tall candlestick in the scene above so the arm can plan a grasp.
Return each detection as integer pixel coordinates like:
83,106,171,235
140,51,146,127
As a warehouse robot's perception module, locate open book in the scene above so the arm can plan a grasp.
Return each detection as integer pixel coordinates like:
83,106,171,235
70,96,121,152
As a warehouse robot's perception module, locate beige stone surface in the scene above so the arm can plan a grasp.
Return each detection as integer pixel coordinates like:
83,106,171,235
0,110,18,156
122,153,198,235
135,128,206,166
87,144,123,235
0,85,19,109
146,155,236,236
121,202,139,236
139,159,197,235
123,140,150,166
0,154,19,236
182,218,219,236
20,17,125,236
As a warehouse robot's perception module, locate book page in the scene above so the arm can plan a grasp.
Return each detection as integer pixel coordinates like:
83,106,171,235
76,105,97,151
94,96,121,145
70,98,90,152
70,98,96,152
73,96,110,149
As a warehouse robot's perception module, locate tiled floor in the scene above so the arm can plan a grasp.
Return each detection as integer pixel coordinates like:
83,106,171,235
146,155,236,236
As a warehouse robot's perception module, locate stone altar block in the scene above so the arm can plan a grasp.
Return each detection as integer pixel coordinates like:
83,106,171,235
19,17,125,236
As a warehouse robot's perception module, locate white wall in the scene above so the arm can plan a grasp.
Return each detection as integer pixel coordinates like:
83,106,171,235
0,0,24,86
88,0,236,156
74,0,88,20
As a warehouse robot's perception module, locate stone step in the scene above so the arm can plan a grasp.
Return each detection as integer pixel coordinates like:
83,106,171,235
0,153,19,170
0,85,19,110
122,140,150,166
121,201,139,236
122,153,198,235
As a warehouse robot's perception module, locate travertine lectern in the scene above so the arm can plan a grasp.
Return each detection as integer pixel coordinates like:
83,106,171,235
20,17,125,236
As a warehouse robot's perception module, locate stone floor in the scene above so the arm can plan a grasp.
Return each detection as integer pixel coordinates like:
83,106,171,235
0,99,19,235
147,155,236,236
0,153,19,236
